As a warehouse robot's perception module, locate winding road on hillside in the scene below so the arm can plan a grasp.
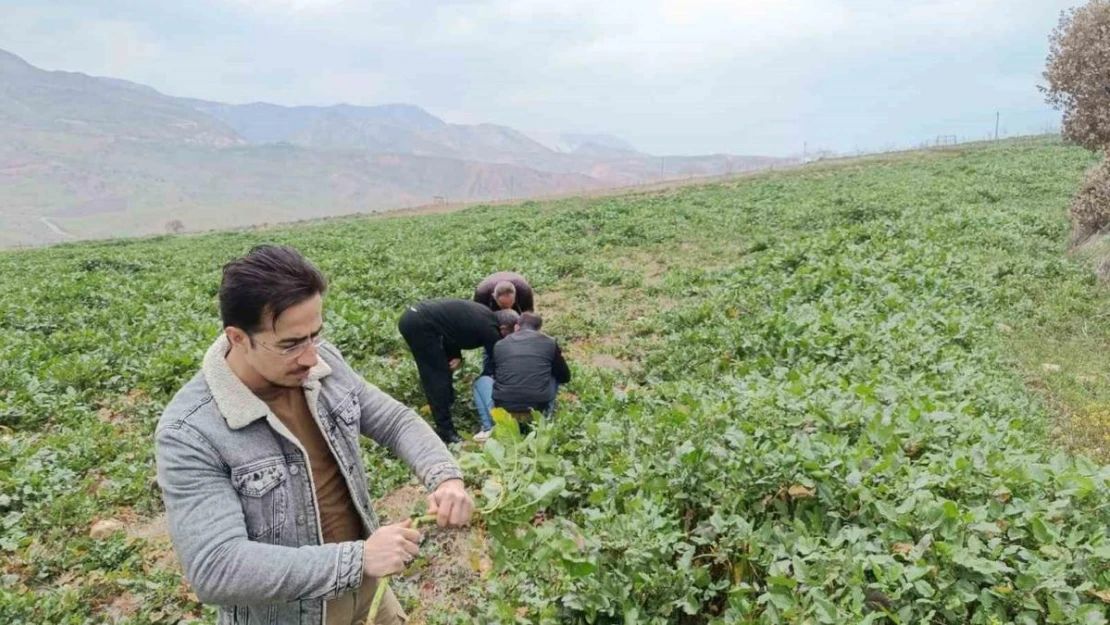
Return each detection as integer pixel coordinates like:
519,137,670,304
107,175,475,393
0,211,78,242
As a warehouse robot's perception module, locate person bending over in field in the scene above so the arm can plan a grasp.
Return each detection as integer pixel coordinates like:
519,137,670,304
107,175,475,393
473,313,571,440
473,271,534,314
154,245,474,625
399,298,518,443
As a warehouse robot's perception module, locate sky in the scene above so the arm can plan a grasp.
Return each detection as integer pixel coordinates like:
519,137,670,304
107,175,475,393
0,0,1078,156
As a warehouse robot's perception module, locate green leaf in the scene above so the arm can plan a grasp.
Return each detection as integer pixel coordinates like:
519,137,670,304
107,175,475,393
766,575,797,590
527,477,566,506
1031,516,1055,544
942,500,960,519
484,438,505,463
906,566,931,582
491,407,521,442
481,478,503,507
561,558,598,578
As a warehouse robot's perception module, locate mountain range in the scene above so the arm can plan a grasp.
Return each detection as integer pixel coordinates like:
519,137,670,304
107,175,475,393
0,48,789,247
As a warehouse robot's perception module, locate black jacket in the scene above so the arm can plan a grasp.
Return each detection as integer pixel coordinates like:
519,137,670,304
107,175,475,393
492,329,571,411
410,299,502,375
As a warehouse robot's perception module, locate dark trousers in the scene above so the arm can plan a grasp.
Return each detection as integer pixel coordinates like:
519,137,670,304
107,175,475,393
398,308,457,440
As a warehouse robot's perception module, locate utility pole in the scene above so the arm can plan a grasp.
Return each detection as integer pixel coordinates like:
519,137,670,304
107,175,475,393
995,112,1000,141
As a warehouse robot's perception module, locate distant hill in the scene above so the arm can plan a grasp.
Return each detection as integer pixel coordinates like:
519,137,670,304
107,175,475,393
528,131,640,154
0,48,790,247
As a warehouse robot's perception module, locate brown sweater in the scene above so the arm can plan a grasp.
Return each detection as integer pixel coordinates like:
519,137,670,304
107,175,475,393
265,390,363,544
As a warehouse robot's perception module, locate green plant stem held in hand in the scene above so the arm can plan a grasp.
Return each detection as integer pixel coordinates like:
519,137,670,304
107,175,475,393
365,514,438,624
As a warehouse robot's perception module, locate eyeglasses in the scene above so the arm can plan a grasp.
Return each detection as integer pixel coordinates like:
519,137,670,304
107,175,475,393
255,333,324,358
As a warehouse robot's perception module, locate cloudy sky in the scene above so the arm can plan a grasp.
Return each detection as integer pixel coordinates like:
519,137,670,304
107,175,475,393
0,0,1077,156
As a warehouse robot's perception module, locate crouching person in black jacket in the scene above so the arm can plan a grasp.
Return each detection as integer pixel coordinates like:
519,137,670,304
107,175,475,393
472,313,570,441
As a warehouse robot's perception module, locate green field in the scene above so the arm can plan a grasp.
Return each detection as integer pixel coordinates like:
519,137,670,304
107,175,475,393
6,137,1110,624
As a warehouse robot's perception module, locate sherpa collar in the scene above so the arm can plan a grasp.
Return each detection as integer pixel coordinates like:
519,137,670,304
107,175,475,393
202,333,333,430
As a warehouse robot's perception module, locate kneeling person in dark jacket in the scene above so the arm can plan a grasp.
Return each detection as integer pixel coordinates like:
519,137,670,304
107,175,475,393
473,313,570,440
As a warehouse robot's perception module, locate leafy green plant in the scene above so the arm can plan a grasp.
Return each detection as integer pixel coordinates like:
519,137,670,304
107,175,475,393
3,138,1110,623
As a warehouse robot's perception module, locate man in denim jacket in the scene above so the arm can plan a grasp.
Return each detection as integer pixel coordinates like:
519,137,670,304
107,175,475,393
154,245,474,625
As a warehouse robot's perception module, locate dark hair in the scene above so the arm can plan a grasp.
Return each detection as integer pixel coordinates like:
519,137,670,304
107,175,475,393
219,245,327,334
495,309,520,330
518,312,543,331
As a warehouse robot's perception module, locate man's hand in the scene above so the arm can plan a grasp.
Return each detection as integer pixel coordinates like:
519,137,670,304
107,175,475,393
362,519,421,578
426,479,474,528
448,358,462,372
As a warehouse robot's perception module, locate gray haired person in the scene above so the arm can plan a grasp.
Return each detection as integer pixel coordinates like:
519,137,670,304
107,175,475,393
473,271,534,313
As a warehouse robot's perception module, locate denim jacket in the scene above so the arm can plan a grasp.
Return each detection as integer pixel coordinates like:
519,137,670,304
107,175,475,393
154,335,462,624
